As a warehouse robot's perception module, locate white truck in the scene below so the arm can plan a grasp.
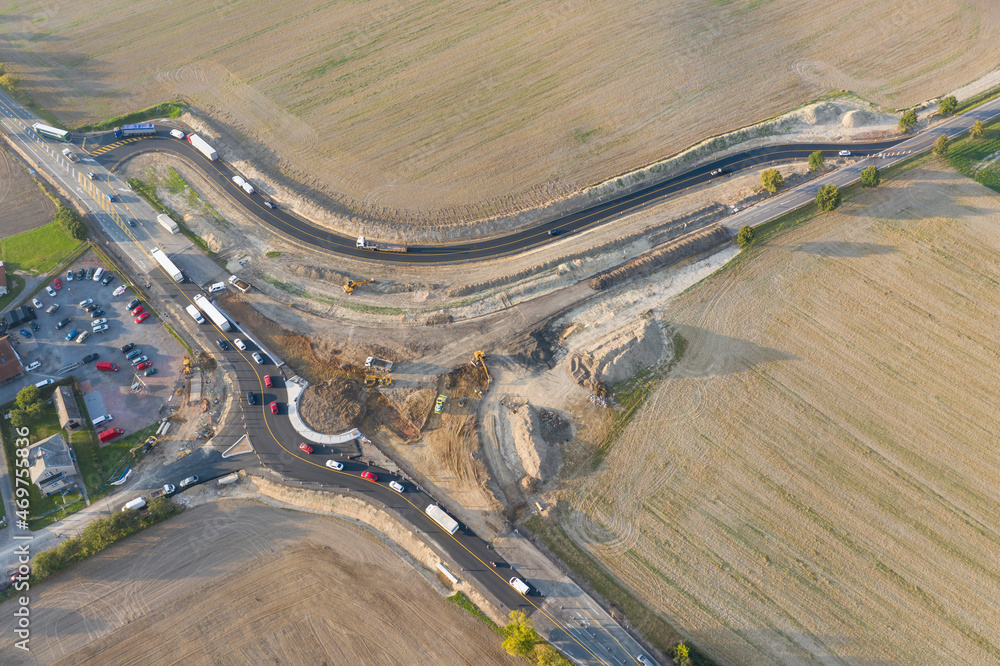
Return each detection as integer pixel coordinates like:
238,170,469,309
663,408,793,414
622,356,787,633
149,484,175,499
122,497,147,512
193,294,231,331
365,356,393,372
425,504,460,535
150,247,184,282
228,275,251,293
356,236,408,253
157,213,180,234
231,175,255,194
61,147,80,163
186,304,205,324
187,133,218,161
508,577,530,595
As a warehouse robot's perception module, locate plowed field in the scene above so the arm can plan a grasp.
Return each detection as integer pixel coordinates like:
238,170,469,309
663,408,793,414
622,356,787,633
568,160,1000,664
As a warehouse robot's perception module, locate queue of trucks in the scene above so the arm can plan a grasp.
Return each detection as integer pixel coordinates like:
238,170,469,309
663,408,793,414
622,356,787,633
232,175,255,194
193,294,231,331
151,247,183,282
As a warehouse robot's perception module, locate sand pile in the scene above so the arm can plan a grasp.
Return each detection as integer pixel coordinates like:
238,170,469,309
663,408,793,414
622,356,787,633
497,402,558,490
568,317,665,387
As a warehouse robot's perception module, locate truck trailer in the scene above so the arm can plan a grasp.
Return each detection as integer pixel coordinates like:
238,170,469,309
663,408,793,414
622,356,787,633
187,133,218,161
193,294,231,331
425,504,460,535
157,213,180,234
186,304,205,324
228,275,251,293
114,123,155,138
150,247,184,282
231,175,255,194
356,236,408,253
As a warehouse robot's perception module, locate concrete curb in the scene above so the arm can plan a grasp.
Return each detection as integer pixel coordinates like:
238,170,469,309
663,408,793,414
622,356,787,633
285,376,363,445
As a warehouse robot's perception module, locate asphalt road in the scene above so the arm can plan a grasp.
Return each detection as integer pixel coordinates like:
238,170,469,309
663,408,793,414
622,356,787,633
93,130,903,263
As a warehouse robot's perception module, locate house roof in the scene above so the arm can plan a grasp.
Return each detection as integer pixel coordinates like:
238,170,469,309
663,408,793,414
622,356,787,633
28,433,75,485
54,385,82,423
0,261,7,289
0,336,24,384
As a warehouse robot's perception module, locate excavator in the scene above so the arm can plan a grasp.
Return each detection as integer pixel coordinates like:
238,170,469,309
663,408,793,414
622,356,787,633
344,278,374,294
364,374,393,387
473,350,492,384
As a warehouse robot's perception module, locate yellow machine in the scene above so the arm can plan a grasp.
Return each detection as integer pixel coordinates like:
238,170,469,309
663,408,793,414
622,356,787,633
364,374,393,387
344,279,374,294
473,350,492,384
182,356,192,375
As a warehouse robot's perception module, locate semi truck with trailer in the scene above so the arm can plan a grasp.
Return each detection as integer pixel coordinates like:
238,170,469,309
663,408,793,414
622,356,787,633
150,247,184,282
228,275,251,293
187,133,218,161
231,175,255,194
356,236,408,253
114,123,155,138
32,123,70,142
186,304,205,324
193,294,231,331
425,504,460,535
157,213,180,234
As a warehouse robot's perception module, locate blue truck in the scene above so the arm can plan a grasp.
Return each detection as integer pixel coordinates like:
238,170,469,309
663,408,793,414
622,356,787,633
113,123,156,138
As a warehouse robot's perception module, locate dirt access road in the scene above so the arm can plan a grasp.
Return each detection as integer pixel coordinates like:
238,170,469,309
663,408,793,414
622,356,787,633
567,160,1000,665
0,501,519,666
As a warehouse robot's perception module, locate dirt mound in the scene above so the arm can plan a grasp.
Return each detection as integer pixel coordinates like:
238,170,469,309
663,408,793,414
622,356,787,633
841,109,869,128
299,378,366,433
287,263,348,284
569,317,666,386
497,402,559,489
800,102,841,125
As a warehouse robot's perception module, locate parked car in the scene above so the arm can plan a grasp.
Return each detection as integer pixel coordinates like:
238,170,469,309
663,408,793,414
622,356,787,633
389,480,405,493
126,349,142,360
84,303,100,313
179,476,199,489
252,352,263,364
234,338,247,350
144,368,158,376
361,470,379,482
78,298,94,308
325,460,344,470
247,391,256,405
216,339,229,351
136,361,151,371
30,322,38,331
53,278,61,289
91,318,108,327
125,298,141,311
76,269,85,280
264,375,273,388
101,273,115,286
86,268,95,280
92,324,109,333
299,442,314,454
131,305,145,316
55,318,71,330
130,355,148,366
19,329,31,338
25,361,41,372
45,286,57,297
92,268,104,282
45,304,59,315
66,270,74,282
65,329,79,341
121,343,136,354
113,285,127,297
76,331,90,344
134,313,150,324
90,310,105,319
269,401,278,415
31,298,43,308
82,353,99,364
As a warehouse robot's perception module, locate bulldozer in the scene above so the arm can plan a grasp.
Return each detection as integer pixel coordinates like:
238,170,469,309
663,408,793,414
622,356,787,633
364,374,393,387
473,350,492,384
344,279,374,294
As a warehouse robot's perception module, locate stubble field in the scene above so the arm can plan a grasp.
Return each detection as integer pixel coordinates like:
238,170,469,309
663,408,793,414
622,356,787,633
568,161,1000,664
1,0,997,224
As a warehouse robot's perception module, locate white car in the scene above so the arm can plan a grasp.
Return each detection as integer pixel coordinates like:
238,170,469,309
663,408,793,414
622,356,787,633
32,298,43,308
92,324,109,333
25,361,41,372
76,331,90,344
234,338,247,350
252,352,263,364
389,480,405,493
78,298,94,307
838,150,851,156
91,318,108,327
170,129,186,139
325,460,344,470
45,286,57,297
113,285,127,297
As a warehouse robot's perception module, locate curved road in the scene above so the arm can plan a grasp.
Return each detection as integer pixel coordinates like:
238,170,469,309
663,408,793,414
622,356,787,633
93,130,903,263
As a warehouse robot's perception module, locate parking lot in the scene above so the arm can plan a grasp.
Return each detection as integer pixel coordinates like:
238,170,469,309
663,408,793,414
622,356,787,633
7,251,186,437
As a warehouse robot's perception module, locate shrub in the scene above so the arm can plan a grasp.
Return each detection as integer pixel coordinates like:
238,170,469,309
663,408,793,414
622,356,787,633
808,150,825,172
933,133,949,156
815,184,841,212
898,109,918,133
502,610,540,657
860,165,880,188
736,225,755,248
54,205,87,241
938,95,958,116
673,642,693,666
971,120,985,140
761,168,783,193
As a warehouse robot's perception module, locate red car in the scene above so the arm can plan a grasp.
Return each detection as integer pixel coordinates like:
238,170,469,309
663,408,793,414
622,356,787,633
361,470,378,482
134,312,150,324
136,361,151,370
269,401,278,415
299,442,314,454
132,305,145,316
53,278,61,290
264,374,273,388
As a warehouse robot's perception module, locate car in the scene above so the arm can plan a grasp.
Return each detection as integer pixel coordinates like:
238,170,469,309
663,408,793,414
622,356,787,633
25,361,41,372
86,268,96,280
179,476,199,489
84,303,100,313
65,329,79,341
269,401,278,415
299,442,314,454
838,150,852,156
434,394,447,414
93,324,109,333
252,352,263,364
87,171,96,180
126,348,142,360
76,331,90,344
361,470,378,482
31,298,43,308
170,129,186,139
136,361,151,370
234,338,247,350
131,305,145,316
30,322,38,331
101,273,115,286
325,460,344,470
125,298,140,310
107,193,116,202
34,379,53,388
113,286,127,296
78,298,94,308
66,270,74,282
45,286,57,297
55,318,71,330
91,318,108,327
247,391,256,405
121,343,135,354
389,480,405,493
76,269,85,280
19,329,31,338
216,339,229,351
263,200,275,209
82,353,99,364
53,278,61,289
547,228,562,237
45,304,59,315
126,218,136,227
130,355,148,366
636,656,654,666
134,312,150,324
710,168,726,176
90,309,105,319
264,375,273,388
144,368,158,376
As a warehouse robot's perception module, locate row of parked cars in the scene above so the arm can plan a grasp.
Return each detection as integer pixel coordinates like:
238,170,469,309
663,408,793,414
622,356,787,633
120,342,158,376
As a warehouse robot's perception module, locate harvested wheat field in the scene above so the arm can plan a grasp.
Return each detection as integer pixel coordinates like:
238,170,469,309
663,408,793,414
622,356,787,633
0,502,518,666
0,144,55,237
1,1,997,224
568,160,1000,665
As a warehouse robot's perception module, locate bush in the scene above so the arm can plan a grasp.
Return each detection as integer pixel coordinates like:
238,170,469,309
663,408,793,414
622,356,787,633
761,168,783,193
736,225,755,248
898,109,918,133
815,184,841,212
933,133,949,156
673,642,693,666
808,150,825,172
860,165,880,188
502,610,540,657
54,205,87,241
971,119,985,140
938,95,958,116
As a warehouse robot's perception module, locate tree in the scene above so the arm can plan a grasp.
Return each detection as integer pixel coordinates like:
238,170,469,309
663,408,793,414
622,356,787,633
815,184,841,212
533,643,573,666
938,95,958,116
502,610,540,657
898,109,918,133
54,205,87,241
860,165,880,188
761,167,783,193
16,385,41,411
971,119,985,140
13,385,44,423
673,642,693,666
933,133,949,156
808,150,825,172
736,225,755,248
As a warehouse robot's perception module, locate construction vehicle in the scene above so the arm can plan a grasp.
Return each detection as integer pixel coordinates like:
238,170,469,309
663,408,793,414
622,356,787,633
364,374,393,387
183,356,192,375
365,356,393,372
344,279,374,294
474,350,492,384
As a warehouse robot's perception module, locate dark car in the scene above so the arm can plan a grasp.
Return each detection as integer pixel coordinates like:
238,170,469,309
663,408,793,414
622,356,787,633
216,339,229,351
101,273,115,286
263,200,275,209
82,353,99,364
76,269,85,280
30,322,39,331
90,309,105,319
84,303,100,313
126,218,136,227
125,298,141,311
247,391,256,405
86,268,96,280
125,348,142,360
547,229,562,237
120,342,135,354
55,318,71,330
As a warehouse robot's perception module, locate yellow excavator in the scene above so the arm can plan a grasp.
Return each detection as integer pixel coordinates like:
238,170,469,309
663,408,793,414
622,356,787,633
474,350,492,384
364,374,393,387
344,279,374,294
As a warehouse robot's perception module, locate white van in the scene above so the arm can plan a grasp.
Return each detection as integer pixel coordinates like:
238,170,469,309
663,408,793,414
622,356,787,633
208,282,226,294
509,577,530,595
92,267,104,282
170,129,186,139
34,379,54,388
92,414,113,426
76,330,90,344
122,497,147,512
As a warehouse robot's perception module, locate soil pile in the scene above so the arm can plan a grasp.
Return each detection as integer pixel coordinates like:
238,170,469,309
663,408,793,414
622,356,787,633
299,378,366,433
569,317,665,386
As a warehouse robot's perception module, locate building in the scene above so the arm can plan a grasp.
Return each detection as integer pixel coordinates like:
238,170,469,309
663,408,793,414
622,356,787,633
28,433,78,497
0,261,7,296
1,305,35,329
0,336,25,385
53,385,83,431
